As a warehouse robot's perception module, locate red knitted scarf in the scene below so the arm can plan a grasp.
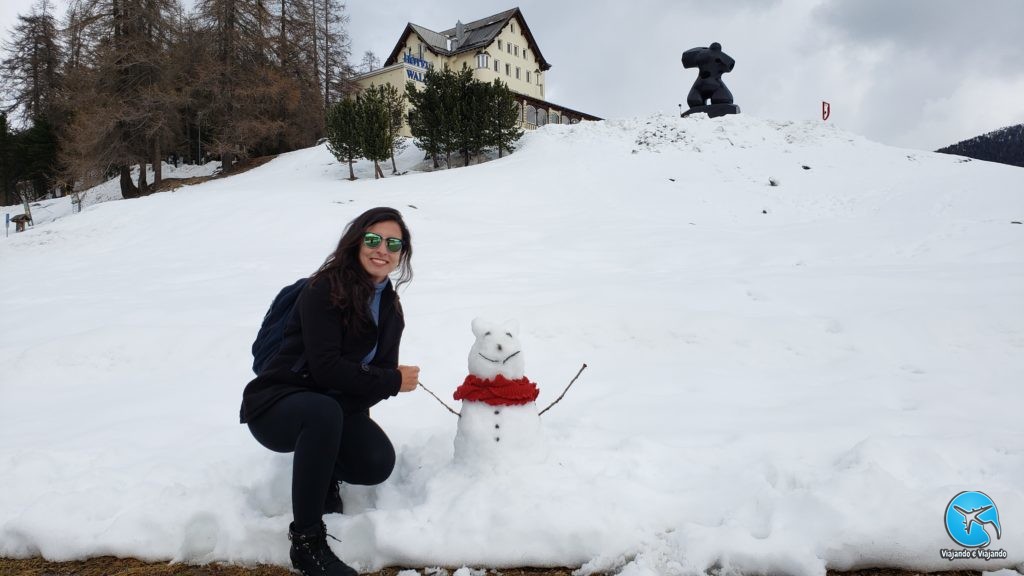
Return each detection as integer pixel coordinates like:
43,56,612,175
453,374,540,406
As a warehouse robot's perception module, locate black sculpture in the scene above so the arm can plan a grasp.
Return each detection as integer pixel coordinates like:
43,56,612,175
681,42,740,118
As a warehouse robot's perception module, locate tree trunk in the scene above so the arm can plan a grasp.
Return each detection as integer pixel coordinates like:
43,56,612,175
432,153,439,169
322,0,330,109
137,161,148,193
390,147,398,174
347,156,355,180
279,0,286,64
222,151,235,173
374,161,384,179
17,181,34,224
153,142,162,186
120,165,140,199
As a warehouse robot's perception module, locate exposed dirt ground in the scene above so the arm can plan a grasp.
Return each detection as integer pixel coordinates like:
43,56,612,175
0,557,987,576
144,155,278,195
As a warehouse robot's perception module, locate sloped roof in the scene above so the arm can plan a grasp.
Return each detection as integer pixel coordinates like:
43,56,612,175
383,7,551,71
409,23,448,53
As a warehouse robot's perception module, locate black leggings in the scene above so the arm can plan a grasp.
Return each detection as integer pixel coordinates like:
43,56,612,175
247,391,395,530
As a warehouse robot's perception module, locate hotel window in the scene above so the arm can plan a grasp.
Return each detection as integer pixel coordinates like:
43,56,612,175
526,71,531,83
526,105,537,125
551,112,560,124
497,40,502,50
505,63,511,76
514,45,519,57
535,70,541,84
537,110,548,126
515,67,520,79
418,44,423,59
477,53,489,69
494,59,499,72
511,23,516,33
562,115,571,125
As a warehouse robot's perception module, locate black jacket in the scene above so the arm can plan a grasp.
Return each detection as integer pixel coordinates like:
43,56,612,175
240,277,404,423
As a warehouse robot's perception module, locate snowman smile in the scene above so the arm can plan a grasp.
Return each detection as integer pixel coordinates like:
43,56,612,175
477,350,521,365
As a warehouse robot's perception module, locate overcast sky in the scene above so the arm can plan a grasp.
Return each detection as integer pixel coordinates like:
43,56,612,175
3,0,1023,151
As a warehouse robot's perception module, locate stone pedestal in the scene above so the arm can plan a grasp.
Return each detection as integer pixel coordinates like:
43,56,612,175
681,103,741,118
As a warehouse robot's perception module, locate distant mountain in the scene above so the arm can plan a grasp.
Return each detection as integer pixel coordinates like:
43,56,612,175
936,123,1024,168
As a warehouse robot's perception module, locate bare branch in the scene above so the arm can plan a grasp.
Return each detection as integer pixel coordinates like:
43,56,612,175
418,382,460,417
538,363,588,417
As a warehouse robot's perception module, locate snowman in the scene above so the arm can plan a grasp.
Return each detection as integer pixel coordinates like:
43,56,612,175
452,318,546,466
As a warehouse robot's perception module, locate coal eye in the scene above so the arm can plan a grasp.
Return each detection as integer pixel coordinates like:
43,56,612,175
506,332,512,338
484,331,491,336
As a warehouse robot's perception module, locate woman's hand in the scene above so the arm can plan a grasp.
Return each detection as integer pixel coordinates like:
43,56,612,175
398,365,420,392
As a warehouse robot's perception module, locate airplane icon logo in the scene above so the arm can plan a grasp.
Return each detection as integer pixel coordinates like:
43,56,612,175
945,492,1002,548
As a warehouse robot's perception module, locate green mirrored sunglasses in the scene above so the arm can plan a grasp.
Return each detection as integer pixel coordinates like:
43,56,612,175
363,232,404,253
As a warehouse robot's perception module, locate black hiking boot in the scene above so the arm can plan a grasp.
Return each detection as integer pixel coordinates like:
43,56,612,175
324,481,344,515
288,521,358,576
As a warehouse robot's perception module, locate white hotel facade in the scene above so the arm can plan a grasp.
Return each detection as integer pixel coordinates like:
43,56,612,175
352,7,601,136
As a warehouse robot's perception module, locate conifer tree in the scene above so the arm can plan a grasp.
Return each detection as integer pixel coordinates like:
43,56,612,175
325,97,360,180
488,79,523,158
379,82,407,174
60,0,178,197
407,66,524,169
436,66,468,167
447,66,486,167
0,113,12,205
1,0,62,126
358,85,391,179
406,72,443,169
16,117,59,198
312,0,352,108
0,0,64,198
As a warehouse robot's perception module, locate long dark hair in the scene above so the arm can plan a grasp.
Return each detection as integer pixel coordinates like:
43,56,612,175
310,207,413,333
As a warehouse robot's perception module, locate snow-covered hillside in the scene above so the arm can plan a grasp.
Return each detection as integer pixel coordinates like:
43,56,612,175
1,114,1022,576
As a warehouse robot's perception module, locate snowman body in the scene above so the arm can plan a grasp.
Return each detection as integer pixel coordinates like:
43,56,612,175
452,318,546,466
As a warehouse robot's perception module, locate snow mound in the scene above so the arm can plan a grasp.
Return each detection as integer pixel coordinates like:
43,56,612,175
1,113,1023,575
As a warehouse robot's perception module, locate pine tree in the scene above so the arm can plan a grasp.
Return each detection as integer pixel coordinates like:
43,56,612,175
378,82,406,174
358,85,391,179
0,0,64,199
406,73,443,168
406,66,523,169
16,117,59,198
0,113,12,206
488,79,523,158
0,0,62,127
459,75,492,166
325,97,360,180
435,66,466,167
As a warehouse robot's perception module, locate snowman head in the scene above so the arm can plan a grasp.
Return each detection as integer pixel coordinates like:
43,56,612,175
468,317,525,380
